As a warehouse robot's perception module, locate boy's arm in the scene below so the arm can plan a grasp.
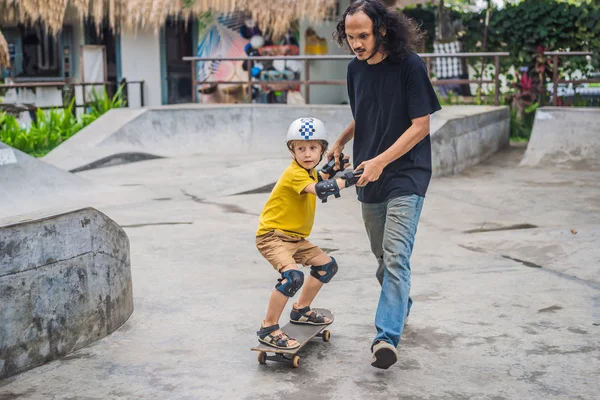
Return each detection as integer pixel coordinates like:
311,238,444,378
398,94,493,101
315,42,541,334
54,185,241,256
301,170,362,202
302,178,347,196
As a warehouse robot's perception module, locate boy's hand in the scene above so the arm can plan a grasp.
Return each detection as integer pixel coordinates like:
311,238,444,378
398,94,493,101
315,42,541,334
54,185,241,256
321,153,350,177
327,143,345,172
341,170,363,188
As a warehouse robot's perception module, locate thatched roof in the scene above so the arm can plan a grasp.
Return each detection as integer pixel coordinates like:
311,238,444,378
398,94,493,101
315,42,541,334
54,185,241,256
0,30,8,68
0,0,336,38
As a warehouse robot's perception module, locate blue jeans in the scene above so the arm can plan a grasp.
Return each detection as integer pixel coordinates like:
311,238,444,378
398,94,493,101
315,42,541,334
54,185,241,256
361,194,424,348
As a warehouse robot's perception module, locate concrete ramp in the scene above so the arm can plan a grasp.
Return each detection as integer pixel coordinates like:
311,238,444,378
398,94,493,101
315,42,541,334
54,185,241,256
43,105,355,172
44,104,509,177
520,107,600,170
41,107,147,171
0,207,133,379
0,142,94,219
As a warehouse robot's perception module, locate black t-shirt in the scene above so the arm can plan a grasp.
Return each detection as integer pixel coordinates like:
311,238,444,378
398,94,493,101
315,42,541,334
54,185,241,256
347,52,442,203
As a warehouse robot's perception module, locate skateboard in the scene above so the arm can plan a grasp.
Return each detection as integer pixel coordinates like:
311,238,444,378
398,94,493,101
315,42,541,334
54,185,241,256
251,308,334,368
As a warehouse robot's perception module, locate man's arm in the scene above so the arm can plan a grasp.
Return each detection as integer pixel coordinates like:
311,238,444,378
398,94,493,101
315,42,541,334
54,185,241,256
328,120,355,170
375,115,430,166
335,120,355,148
355,115,430,187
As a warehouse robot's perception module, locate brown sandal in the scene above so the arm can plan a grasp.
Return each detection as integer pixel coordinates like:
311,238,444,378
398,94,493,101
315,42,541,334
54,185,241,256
257,324,300,349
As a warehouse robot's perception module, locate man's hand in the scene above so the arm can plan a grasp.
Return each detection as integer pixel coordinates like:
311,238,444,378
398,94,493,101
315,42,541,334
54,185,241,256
354,158,385,187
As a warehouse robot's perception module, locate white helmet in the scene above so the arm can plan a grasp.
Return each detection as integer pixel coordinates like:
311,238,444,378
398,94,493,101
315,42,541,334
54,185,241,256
286,117,328,148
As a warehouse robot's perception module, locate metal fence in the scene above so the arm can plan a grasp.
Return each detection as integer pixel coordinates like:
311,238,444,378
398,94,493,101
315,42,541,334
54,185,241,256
546,51,599,106
184,52,510,105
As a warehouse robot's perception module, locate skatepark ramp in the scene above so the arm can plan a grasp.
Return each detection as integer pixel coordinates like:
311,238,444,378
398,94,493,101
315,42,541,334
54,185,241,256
0,207,133,379
43,104,509,177
520,107,600,170
0,141,93,219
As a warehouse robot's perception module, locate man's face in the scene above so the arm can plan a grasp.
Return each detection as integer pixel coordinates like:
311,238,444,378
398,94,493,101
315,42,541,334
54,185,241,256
345,11,377,61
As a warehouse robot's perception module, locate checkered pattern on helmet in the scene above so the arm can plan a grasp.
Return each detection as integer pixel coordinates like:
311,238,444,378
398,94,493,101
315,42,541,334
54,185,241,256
298,118,316,140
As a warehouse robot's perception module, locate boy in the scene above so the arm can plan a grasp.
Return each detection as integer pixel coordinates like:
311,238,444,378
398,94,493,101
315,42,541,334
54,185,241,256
255,117,361,349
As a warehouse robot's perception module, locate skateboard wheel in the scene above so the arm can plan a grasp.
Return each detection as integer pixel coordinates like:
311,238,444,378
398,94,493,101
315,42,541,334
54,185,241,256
258,352,267,365
322,330,331,342
292,355,300,368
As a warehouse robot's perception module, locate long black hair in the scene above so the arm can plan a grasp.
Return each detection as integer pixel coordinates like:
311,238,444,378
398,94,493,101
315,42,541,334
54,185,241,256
333,0,425,60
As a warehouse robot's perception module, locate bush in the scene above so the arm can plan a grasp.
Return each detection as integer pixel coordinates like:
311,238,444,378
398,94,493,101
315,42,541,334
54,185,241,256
461,0,600,76
510,103,538,141
0,84,126,157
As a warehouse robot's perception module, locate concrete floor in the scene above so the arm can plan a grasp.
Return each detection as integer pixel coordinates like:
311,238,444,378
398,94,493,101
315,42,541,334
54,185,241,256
0,144,599,399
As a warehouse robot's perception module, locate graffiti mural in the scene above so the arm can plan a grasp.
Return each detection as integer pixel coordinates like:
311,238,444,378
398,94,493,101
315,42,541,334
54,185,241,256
195,12,302,104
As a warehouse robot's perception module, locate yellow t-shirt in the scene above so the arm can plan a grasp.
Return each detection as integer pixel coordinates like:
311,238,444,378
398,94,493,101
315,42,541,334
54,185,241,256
257,160,318,238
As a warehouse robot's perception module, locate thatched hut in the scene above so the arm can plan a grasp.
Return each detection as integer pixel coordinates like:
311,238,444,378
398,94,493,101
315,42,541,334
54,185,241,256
0,0,336,37
0,0,336,71
1,0,352,106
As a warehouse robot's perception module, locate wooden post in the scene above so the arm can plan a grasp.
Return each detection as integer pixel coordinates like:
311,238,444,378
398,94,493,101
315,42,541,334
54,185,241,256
494,55,500,106
191,60,197,103
552,55,559,106
120,78,129,108
426,57,432,78
82,82,87,111
304,60,310,104
247,59,253,103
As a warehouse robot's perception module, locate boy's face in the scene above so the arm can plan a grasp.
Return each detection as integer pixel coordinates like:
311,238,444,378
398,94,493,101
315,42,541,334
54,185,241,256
292,140,323,170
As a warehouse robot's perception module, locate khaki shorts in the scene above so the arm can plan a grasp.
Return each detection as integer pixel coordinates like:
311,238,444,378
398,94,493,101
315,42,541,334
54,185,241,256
256,230,324,271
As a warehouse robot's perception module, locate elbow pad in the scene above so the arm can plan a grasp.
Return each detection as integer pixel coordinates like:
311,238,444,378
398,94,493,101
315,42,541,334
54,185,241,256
315,178,340,203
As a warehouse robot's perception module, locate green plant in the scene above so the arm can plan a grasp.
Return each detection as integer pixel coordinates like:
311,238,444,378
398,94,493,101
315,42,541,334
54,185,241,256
2,100,88,157
1,84,127,157
510,102,538,141
0,112,26,147
87,84,126,118
0,100,79,157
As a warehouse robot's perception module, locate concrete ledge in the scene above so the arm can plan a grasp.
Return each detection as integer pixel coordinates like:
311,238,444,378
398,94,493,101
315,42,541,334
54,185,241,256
44,104,510,176
431,106,510,176
520,107,600,170
0,208,133,379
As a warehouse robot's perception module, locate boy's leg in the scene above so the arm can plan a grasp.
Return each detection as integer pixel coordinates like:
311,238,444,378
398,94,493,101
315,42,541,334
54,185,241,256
256,231,306,348
262,263,301,346
294,252,333,323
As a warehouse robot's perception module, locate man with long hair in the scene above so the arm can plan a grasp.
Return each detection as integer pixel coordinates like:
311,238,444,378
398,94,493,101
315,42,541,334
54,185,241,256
330,0,441,369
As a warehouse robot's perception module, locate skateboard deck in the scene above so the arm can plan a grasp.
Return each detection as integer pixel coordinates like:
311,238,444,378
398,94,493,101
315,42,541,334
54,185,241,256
251,308,334,368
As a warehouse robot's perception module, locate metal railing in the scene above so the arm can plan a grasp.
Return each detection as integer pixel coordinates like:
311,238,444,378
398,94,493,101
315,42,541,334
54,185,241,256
546,51,599,106
0,79,145,111
184,52,510,105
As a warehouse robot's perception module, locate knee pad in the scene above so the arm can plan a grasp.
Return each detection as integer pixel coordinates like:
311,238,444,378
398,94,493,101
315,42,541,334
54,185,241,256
275,269,304,297
310,257,338,284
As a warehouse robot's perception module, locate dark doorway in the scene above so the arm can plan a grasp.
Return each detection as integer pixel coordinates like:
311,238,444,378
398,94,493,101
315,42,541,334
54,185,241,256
164,19,193,104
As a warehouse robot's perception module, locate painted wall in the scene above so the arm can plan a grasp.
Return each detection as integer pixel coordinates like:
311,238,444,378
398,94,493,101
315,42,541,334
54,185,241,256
120,30,162,108
299,0,352,105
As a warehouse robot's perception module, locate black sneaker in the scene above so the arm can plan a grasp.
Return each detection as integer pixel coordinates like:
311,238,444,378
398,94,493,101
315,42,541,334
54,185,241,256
371,341,398,369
